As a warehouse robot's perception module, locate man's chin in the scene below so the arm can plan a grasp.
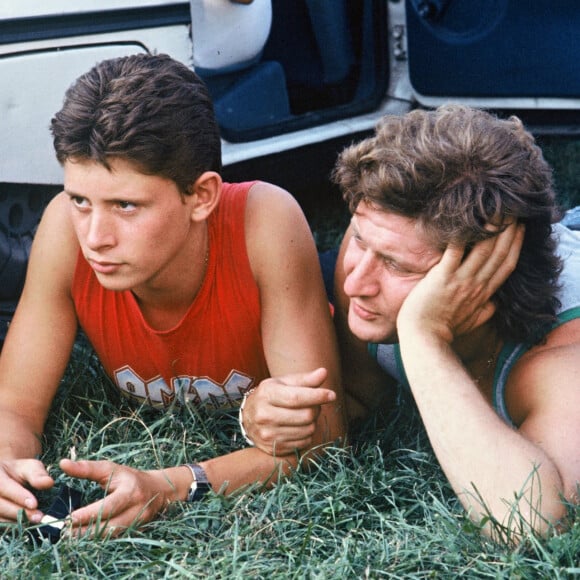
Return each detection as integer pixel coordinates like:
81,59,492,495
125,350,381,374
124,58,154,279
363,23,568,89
94,273,132,293
347,311,396,344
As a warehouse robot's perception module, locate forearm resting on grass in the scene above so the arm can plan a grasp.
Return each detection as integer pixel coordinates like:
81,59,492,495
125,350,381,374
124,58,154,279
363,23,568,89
398,332,568,539
58,445,301,537
1,424,304,534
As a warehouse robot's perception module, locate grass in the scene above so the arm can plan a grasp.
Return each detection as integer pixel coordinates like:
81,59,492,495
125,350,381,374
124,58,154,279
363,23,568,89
1,136,580,578
1,354,578,578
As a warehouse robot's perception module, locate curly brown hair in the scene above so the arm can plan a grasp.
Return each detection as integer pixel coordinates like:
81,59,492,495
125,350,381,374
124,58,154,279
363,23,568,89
51,52,222,195
332,104,563,344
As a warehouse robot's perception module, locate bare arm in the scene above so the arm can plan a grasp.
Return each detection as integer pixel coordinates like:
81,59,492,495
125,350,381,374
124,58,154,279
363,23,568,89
399,327,579,539
241,182,346,454
397,223,579,538
0,193,79,521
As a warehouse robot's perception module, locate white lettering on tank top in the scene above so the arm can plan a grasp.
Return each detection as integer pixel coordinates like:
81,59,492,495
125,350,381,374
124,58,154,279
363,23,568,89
115,366,253,408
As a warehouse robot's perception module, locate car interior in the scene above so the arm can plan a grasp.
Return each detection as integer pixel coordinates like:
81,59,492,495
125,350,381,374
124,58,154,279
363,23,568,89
193,0,390,142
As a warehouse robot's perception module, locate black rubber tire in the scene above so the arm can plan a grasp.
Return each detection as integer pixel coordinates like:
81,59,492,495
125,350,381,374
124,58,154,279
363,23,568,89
0,183,60,344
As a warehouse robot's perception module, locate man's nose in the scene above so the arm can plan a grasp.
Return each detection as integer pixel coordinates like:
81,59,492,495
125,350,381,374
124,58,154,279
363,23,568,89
343,250,380,298
85,211,115,250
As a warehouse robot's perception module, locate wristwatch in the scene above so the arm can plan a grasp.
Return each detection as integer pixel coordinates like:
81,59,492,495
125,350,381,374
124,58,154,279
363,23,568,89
186,463,211,502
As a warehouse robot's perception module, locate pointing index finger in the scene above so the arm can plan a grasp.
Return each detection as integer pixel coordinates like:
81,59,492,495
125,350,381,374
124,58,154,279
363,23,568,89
274,386,337,409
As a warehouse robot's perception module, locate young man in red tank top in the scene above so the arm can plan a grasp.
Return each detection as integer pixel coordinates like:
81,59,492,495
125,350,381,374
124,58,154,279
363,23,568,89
0,54,345,535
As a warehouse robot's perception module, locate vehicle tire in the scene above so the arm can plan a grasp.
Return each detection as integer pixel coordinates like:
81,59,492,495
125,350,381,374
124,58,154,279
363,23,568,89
0,183,60,346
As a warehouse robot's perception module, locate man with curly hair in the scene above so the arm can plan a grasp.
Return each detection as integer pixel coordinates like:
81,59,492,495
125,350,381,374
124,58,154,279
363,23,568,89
244,104,580,539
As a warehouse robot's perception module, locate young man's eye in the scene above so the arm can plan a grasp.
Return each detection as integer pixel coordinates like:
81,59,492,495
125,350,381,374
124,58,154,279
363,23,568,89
117,201,137,211
70,195,88,207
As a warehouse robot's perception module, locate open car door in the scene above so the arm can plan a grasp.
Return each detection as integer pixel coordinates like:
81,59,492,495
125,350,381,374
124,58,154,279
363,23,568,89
195,0,390,143
404,0,580,127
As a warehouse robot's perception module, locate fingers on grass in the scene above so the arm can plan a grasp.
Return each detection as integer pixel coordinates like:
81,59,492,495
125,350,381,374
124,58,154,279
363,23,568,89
0,472,45,513
0,495,36,522
69,497,122,532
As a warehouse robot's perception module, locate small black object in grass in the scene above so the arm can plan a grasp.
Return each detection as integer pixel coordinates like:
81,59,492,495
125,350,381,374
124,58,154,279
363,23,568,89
29,485,83,544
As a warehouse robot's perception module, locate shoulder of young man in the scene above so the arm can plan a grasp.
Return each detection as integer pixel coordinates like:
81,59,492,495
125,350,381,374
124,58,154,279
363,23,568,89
244,181,313,265
30,192,79,281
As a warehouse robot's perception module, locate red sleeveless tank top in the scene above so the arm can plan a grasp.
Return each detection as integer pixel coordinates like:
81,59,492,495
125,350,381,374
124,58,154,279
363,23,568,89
72,182,269,408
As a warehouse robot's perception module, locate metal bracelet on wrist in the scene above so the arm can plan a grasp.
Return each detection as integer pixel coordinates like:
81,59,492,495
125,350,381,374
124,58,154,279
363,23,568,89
238,387,256,446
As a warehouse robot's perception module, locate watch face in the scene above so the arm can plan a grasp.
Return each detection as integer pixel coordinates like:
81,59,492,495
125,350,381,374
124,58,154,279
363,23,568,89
188,481,211,502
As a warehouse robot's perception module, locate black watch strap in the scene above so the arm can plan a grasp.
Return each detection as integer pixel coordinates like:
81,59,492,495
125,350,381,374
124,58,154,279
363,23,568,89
186,463,211,502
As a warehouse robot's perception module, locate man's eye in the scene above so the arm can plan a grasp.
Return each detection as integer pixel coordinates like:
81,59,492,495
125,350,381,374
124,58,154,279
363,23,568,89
382,258,409,274
71,196,88,207
117,201,137,210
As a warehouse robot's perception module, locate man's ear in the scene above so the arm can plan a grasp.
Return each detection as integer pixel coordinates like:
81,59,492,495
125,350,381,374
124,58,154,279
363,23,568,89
188,171,222,222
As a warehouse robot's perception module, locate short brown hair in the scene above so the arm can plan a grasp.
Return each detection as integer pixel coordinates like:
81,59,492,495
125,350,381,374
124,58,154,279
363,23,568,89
51,53,222,194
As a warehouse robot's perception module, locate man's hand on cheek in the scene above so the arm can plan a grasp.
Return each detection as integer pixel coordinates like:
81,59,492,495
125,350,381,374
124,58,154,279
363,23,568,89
398,222,524,343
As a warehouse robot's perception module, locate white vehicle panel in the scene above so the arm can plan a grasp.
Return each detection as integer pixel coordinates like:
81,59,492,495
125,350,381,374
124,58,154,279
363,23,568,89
1,45,147,184
0,24,193,184
0,1,180,19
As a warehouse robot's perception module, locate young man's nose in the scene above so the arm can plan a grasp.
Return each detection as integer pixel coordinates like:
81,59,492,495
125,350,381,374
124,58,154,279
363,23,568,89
86,212,115,250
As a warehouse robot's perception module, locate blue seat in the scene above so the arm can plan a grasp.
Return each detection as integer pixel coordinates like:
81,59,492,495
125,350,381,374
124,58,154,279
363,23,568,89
199,0,388,141
262,0,356,113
